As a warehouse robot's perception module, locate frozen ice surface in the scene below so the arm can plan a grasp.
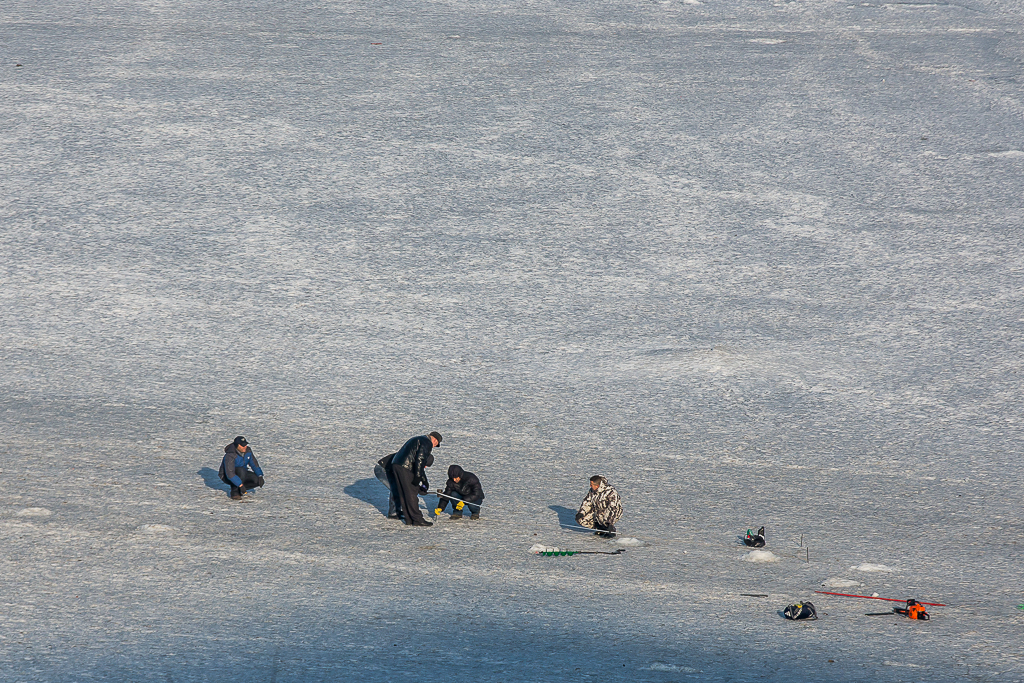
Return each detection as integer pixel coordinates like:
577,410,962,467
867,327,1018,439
743,550,782,563
851,562,895,573
15,507,52,517
610,536,645,546
647,662,700,673
2,0,1024,680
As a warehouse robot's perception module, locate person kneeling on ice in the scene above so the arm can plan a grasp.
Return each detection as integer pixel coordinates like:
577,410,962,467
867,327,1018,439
575,475,622,538
434,465,484,520
219,436,264,500
386,432,441,527
375,452,404,520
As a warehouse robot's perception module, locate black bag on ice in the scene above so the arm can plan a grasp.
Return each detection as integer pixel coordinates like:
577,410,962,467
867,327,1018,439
744,526,766,547
783,602,817,620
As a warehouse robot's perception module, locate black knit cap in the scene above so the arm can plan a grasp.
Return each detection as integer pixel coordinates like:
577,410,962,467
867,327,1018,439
429,431,443,446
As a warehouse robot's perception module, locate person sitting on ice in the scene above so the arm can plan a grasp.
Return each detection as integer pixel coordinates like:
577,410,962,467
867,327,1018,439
575,475,622,538
434,464,484,520
219,436,265,500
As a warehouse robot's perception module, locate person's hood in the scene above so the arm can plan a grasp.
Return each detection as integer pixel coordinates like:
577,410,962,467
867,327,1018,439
225,444,236,455
448,465,464,480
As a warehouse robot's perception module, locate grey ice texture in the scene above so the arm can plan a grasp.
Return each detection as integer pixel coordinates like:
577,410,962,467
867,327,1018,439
1,0,1023,680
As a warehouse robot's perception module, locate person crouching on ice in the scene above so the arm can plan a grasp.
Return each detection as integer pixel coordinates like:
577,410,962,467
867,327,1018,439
219,436,264,500
434,465,484,520
575,475,622,538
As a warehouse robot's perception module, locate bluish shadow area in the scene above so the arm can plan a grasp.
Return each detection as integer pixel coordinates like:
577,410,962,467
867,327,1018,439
198,467,229,493
549,505,590,533
344,477,389,515
16,593,932,683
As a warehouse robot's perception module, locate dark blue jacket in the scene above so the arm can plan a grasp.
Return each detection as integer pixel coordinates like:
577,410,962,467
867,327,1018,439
437,465,484,512
443,465,484,502
219,444,264,487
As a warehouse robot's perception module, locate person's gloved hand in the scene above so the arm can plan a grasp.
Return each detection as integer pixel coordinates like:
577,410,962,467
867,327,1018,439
455,501,465,511
574,512,584,524
257,476,265,488
419,483,428,493
436,488,444,495
434,508,442,516
239,485,247,495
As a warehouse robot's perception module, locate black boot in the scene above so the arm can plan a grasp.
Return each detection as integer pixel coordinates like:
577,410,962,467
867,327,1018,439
413,519,433,527
470,512,480,520
449,511,463,520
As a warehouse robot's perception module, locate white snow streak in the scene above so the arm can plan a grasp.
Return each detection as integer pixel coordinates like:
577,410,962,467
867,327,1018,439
741,550,780,563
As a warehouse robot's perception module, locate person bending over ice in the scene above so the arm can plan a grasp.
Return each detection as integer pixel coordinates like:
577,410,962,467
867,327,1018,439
575,475,622,538
434,465,484,520
386,432,441,527
219,436,264,500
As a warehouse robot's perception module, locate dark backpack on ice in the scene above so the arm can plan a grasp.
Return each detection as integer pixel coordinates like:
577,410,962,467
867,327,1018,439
744,526,766,547
783,602,817,620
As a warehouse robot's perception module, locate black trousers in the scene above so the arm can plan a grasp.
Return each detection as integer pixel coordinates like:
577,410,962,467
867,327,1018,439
390,465,425,525
221,469,259,497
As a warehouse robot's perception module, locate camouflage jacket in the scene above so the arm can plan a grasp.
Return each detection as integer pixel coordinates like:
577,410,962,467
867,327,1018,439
576,478,623,527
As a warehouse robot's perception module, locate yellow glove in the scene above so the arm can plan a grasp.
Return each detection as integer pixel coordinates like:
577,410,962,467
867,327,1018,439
434,508,442,516
455,501,465,511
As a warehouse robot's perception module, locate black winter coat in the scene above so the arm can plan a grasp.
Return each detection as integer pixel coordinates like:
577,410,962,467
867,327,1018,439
389,435,434,488
442,465,484,502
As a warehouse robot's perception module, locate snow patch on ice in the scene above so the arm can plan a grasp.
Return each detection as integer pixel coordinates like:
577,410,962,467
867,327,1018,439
850,563,894,572
989,150,1024,158
647,662,698,672
609,537,644,546
822,577,863,588
138,524,177,534
749,38,786,44
741,550,779,563
882,661,923,668
17,507,52,517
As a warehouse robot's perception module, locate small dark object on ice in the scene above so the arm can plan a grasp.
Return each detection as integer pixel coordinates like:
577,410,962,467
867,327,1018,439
744,526,765,547
783,602,817,620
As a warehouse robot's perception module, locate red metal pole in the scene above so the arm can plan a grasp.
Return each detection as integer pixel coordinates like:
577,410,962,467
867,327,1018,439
814,591,946,607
